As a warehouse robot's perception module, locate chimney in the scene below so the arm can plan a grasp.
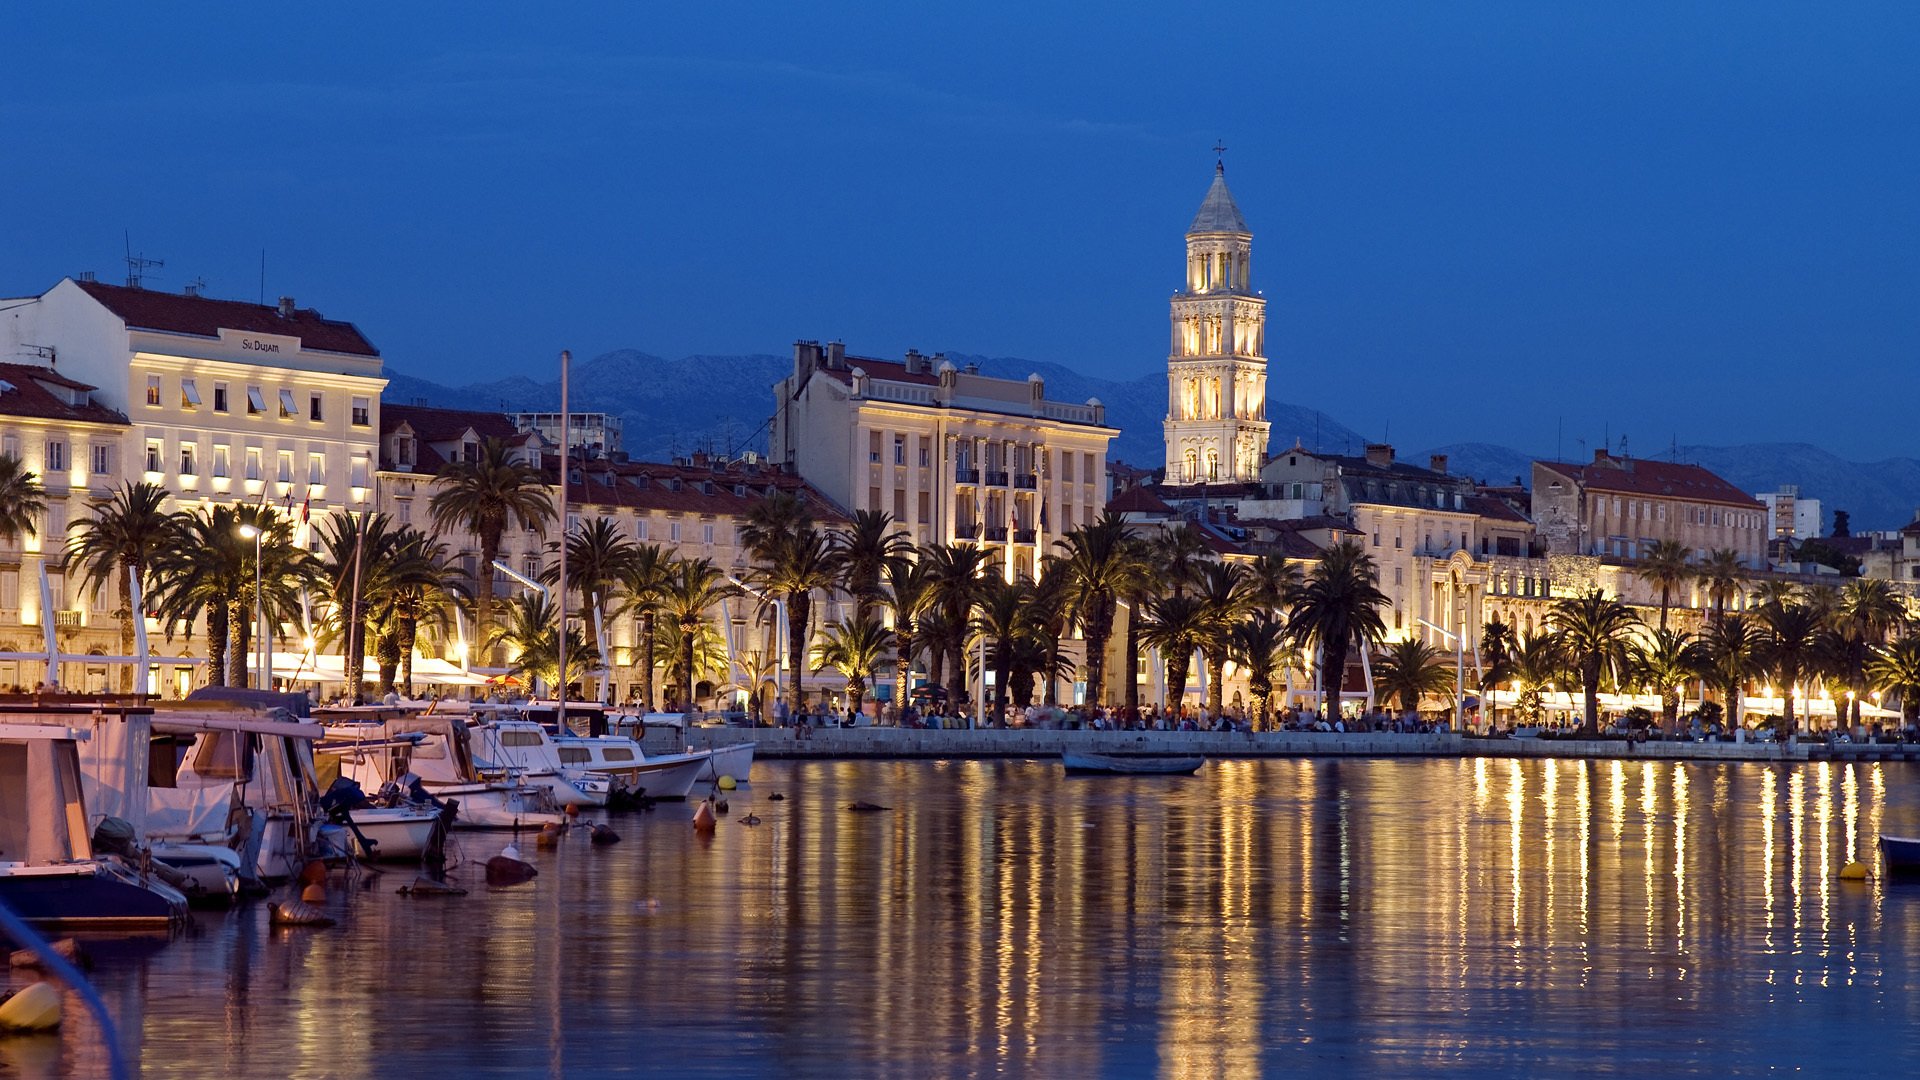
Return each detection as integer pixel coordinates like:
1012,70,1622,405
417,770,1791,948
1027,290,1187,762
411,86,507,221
826,340,846,370
793,340,821,380
1364,443,1395,468
1428,453,1448,475
1592,448,1611,464
278,296,296,318
903,348,924,374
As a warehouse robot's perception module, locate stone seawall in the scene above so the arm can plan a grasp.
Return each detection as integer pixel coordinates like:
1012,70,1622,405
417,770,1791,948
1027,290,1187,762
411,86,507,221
636,727,1909,765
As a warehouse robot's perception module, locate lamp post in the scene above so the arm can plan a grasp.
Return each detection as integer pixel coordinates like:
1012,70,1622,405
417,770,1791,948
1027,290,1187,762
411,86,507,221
238,523,266,689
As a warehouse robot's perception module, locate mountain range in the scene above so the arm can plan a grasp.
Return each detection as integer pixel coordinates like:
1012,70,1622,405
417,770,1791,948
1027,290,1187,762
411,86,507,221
384,350,1920,532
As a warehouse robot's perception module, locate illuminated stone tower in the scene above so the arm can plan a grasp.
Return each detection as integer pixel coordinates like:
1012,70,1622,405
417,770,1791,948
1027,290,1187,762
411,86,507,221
1162,162,1269,483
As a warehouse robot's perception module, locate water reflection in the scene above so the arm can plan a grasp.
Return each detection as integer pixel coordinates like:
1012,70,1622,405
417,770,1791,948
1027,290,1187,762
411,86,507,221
20,758,1920,1078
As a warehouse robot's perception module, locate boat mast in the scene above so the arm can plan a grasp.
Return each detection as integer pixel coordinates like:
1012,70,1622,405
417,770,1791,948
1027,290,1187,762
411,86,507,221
556,349,569,735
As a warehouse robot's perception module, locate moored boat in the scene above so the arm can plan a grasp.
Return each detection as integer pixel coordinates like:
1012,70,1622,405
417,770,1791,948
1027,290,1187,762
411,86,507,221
1880,834,1920,877
319,716,566,830
1061,751,1205,776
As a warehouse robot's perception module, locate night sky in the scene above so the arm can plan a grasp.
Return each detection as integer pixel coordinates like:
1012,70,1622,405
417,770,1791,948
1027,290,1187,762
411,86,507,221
5,3,1916,458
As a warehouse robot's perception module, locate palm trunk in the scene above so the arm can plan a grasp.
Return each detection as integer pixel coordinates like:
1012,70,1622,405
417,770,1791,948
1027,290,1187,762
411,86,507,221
1205,650,1225,717
399,614,417,696
927,641,945,707
1321,636,1349,720
1083,593,1110,705
476,533,500,666
118,569,137,694
637,609,656,711
1582,657,1601,735
945,636,967,710
680,617,698,710
227,595,249,687
347,595,367,704
1659,587,1671,630
1662,689,1679,736
787,594,812,710
894,619,914,715
992,636,1012,714
1166,644,1191,709
1783,689,1796,742
205,605,229,688
1042,634,1061,707
1124,609,1141,715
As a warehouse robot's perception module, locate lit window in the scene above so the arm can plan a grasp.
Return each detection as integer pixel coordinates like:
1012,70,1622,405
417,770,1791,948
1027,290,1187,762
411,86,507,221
245,448,262,481
212,445,229,478
350,454,369,488
351,397,370,426
180,445,195,476
278,389,298,418
308,453,325,484
246,386,265,414
90,445,110,475
145,375,161,406
213,383,228,413
396,498,411,523
277,451,293,484
703,523,714,544
670,521,681,542
396,437,415,467
180,378,201,408
44,441,64,472
309,392,324,422
145,441,162,474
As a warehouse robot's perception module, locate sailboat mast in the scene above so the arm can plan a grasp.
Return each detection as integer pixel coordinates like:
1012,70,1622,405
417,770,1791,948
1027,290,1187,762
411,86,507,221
556,349,570,734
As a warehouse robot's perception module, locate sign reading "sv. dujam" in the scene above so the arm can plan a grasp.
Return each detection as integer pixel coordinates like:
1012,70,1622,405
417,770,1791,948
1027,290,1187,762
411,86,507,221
214,326,302,358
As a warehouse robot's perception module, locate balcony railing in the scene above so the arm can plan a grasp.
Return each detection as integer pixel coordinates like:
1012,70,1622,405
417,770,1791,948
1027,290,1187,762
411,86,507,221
954,523,980,540
985,470,1009,486
1013,528,1036,544
955,467,980,484
1013,473,1038,489
984,526,1009,542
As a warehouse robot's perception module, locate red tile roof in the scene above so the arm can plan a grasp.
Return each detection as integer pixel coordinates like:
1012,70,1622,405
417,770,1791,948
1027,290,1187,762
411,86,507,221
1105,485,1174,515
0,363,128,426
1463,494,1532,524
381,403,517,443
813,356,941,387
1536,453,1760,509
73,280,379,357
544,454,848,524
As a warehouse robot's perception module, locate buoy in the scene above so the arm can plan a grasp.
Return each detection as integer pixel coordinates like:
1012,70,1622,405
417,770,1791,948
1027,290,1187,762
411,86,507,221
565,803,581,818
767,792,785,802
1840,861,1869,881
299,882,327,903
590,823,621,845
501,843,523,861
484,855,539,887
717,775,737,791
0,982,62,1032
535,823,564,849
297,861,327,887
741,813,762,826
269,899,336,927
692,798,717,833
715,797,730,815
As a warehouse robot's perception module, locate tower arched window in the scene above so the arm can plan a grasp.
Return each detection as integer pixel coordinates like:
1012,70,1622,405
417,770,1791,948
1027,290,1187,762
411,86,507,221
1183,449,1198,483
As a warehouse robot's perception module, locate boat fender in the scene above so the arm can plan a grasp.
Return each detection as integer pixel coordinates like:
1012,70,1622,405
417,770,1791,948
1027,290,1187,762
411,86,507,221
0,982,61,1032
590,824,621,845
715,798,729,815
1839,861,1869,881
767,793,785,802
269,900,336,928
692,799,717,833
717,775,737,791
485,856,539,887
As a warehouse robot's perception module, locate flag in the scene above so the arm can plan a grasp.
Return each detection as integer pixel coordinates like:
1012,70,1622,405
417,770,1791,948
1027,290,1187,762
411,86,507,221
301,495,311,524
1039,499,1048,529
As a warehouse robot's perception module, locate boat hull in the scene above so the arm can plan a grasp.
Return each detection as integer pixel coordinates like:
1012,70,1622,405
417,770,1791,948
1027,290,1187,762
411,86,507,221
699,743,754,784
432,784,568,830
150,843,242,906
1061,751,1205,776
1880,834,1920,877
343,808,444,861
631,754,708,800
0,865,189,930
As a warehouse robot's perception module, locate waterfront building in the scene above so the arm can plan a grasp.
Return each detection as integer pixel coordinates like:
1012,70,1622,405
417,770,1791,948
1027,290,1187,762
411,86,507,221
1162,164,1270,484
1532,450,1767,569
377,403,848,706
0,279,386,526
770,340,1117,580
512,411,623,456
1756,485,1823,541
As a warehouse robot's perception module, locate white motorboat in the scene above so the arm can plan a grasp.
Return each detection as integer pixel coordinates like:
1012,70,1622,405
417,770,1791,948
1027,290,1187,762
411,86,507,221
319,716,566,831
149,841,243,905
336,805,445,861
472,719,607,808
554,735,708,800
700,742,755,785
0,720,189,931
145,705,328,885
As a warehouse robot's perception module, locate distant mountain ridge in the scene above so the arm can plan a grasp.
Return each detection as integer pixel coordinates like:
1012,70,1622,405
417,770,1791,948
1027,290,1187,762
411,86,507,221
384,350,1920,531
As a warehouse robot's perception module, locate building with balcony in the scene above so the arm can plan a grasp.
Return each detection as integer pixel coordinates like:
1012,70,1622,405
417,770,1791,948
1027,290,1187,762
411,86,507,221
770,341,1118,580
1533,450,1767,569
512,411,623,456
0,278,387,527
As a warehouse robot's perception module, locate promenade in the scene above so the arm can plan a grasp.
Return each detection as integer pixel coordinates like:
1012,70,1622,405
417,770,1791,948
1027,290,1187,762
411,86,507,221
661,725,1920,765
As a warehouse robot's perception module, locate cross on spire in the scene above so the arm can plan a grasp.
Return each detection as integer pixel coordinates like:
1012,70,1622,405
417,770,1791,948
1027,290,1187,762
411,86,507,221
1212,141,1227,171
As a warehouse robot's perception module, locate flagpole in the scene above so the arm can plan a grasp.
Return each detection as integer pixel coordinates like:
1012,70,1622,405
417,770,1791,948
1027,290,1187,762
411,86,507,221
556,349,570,735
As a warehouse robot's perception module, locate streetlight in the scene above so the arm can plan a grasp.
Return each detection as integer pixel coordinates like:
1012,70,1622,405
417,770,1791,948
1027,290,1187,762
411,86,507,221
238,524,266,689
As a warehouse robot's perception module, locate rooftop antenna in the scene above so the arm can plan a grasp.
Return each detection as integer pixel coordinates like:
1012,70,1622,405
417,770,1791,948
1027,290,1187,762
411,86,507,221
123,231,163,289
1556,416,1563,462
258,250,266,305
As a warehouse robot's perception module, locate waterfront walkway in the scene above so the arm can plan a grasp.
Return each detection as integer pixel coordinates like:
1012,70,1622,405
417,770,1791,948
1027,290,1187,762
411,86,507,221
663,725,1920,764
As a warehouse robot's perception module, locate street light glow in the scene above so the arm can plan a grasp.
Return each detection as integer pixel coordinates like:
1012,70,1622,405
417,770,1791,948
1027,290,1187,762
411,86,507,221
237,524,260,539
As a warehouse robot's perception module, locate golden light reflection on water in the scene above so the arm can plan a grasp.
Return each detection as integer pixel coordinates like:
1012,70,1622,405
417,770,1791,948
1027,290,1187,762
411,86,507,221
42,757,1920,1079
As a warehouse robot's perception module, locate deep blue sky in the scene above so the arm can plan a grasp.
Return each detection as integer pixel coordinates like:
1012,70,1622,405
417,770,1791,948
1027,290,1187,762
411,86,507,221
5,4,1918,459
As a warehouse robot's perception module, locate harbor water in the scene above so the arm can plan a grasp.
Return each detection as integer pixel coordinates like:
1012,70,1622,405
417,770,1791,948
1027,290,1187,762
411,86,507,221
11,756,1920,1078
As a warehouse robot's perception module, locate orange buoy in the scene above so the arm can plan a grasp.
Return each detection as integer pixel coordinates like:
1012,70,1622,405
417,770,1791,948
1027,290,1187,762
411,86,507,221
299,882,327,903
692,798,717,834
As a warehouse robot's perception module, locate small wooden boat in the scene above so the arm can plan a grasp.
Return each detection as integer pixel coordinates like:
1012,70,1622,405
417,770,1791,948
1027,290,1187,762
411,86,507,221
1879,834,1920,877
1061,751,1205,776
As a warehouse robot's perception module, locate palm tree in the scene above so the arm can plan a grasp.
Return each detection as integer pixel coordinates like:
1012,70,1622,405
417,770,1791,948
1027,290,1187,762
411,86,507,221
542,516,638,700
149,506,245,687
1868,634,1920,726
1697,548,1746,618
1757,600,1823,741
811,614,894,707
1701,614,1765,733
972,577,1035,715
1479,617,1515,690
1828,578,1909,727
494,593,598,695
923,542,990,708
1048,512,1140,707
619,542,672,711
316,511,404,702
1139,593,1211,709
1145,522,1209,599
730,647,780,723
1027,569,1075,707
1372,638,1455,716
368,527,463,696
65,481,181,692
0,454,47,543
1496,630,1569,727
1230,611,1288,727
1549,589,1640,735
1636,539,1694,629
881,555,932,710
658,557,742,712
427,437,554,659
831,509,910,619
230,505,313,688
741,494,836,711
1244,553,1301,614
1633,627,1705,734
1288,541,1390,719
652,615,729,709
1194,561,1249,718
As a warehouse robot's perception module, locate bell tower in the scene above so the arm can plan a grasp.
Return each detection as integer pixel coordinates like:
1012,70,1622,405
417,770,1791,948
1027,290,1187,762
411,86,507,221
1162,161,1270,483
